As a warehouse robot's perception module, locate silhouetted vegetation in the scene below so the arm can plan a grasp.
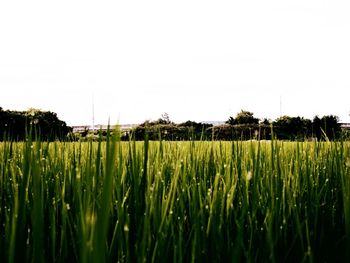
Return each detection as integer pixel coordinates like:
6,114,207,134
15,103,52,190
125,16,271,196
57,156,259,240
131,121,213,141
1,107,345,142
128,111,344,141
0,107,72,141
272,115,341,140
226,110,259,125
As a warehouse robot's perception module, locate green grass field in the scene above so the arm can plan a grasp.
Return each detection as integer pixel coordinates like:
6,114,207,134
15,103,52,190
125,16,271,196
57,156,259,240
1,135,350,262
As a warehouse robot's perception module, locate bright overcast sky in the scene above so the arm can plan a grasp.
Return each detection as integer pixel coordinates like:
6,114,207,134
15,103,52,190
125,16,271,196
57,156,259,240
1,0,350,126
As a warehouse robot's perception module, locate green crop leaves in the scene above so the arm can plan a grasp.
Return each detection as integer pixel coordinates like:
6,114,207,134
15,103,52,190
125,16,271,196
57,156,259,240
0,139,349,262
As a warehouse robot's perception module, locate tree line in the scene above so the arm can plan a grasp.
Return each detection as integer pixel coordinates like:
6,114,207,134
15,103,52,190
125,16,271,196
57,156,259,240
128,110,343,141
0,108,345,141
0,107,72,141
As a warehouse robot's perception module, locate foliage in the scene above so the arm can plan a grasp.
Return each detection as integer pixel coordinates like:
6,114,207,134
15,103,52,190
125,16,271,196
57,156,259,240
0,137,350,262
272,115,342,141
0,107,71,141
223,110,343,141
312,115,342,140
131,117,214,141
139,113,173,126
131,123,213,141
273,116,312,140
226,110,259,125
208,124,271,140
130,110,343,141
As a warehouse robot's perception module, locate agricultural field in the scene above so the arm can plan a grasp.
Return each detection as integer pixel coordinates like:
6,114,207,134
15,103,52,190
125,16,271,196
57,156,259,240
0,135,350,262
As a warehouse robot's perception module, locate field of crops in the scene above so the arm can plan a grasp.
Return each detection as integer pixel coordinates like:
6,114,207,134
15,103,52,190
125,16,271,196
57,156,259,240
1,135,350,262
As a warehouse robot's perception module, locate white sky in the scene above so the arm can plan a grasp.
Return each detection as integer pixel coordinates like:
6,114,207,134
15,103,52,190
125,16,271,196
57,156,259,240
1,0,350,126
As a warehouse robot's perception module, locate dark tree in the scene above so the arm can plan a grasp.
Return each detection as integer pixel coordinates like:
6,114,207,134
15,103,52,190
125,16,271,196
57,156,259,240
0,108,72,141
226,116,237,125
260,118,271,125
312,115,341,140
140,113,173,126
273,116,312,140
312,116,323,139
226,110,259,125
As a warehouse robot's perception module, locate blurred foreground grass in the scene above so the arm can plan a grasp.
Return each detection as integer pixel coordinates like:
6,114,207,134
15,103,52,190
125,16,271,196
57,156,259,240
0,137,350,262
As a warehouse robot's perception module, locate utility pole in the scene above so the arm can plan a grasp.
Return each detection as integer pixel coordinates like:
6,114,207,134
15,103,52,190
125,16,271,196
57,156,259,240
280,95,282,117
92,92,95,132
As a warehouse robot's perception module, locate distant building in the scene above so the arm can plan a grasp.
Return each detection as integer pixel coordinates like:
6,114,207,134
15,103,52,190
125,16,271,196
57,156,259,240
72,124,136,133
340,123,350,130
